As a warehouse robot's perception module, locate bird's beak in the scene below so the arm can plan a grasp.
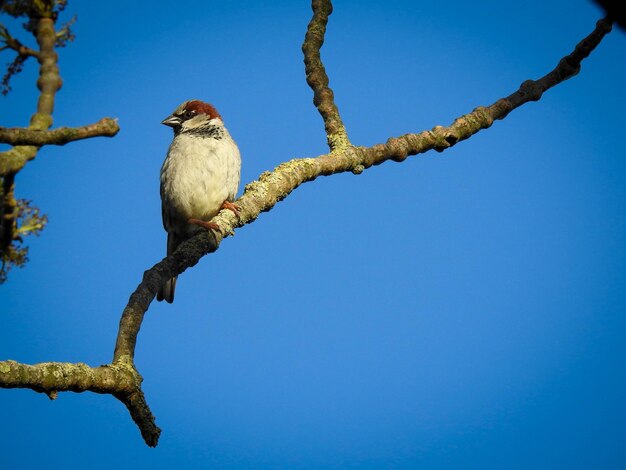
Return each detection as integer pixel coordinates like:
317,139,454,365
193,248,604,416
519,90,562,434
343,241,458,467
161,114,182,128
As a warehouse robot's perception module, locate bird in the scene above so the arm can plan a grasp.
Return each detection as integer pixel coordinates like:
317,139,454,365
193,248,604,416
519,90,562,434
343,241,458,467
157,99,241,303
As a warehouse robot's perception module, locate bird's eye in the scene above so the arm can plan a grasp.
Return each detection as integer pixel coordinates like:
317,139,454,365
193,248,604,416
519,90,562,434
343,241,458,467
183,110,196,119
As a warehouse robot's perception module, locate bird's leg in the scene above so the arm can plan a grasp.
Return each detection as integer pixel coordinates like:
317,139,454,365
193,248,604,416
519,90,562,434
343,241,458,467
221,200,241,218
188,218,221,233
188,201,240,233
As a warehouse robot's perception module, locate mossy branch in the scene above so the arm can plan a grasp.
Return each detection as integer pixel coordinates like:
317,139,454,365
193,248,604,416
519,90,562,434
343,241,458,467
0,118,119,147
302,0,350,152
0,359,161,447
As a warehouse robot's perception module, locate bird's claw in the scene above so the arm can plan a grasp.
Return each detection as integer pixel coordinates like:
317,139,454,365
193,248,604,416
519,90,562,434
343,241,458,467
188,218,221,234
221,200,241,219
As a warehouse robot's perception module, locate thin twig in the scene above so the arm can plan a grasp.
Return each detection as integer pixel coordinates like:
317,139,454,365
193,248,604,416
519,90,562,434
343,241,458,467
0,23,40,58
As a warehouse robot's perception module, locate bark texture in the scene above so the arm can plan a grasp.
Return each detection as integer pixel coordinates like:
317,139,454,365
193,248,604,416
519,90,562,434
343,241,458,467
303,0,350,151
0,118,119,148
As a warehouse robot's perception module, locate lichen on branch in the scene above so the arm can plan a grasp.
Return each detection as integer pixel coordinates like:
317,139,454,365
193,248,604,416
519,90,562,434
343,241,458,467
0,359,161,447
302,0,350,152
0,118,119,147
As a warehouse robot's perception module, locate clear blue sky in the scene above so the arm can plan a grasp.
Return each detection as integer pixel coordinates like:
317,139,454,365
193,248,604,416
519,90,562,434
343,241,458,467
1,0,625,468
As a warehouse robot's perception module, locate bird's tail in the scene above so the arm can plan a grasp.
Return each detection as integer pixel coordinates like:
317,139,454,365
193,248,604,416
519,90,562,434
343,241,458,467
157,276,177,303
157,232,179,303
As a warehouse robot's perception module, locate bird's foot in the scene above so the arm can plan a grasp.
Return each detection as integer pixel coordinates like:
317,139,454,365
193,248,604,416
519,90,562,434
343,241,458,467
188,218,221,234
221,200,241,218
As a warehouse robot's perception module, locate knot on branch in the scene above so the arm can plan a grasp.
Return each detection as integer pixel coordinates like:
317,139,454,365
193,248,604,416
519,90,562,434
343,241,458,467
352,164,365,175
556,57,581,80
519,80,543,102
384,136,410,161
597,17,614,32
37,69,62,92
431,126,454,152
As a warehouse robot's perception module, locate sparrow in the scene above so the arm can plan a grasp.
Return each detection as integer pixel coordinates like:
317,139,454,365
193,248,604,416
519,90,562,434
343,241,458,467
157,100,241,303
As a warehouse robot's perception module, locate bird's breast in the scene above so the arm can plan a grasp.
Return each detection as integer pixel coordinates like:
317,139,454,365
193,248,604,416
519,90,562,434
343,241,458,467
161,134,241,223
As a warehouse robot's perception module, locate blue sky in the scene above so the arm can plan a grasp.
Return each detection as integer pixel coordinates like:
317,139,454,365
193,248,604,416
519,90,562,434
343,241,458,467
1,0,625,468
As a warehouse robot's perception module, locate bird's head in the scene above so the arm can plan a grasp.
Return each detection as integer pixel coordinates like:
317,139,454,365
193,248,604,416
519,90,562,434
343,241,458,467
162,100,223,134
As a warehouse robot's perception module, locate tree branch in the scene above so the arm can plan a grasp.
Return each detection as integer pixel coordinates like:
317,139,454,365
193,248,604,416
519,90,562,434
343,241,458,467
113,231,219,363
0,118,119,147
0,23,40,58
115,388,161,447
302,0,350,152
594,0,626,30
0,17,62,280
0,145,38,176
0,360,137,393
1,13,118,282
0,359,161,447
